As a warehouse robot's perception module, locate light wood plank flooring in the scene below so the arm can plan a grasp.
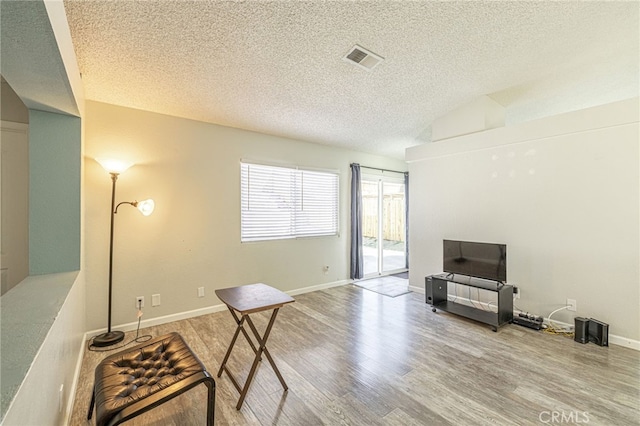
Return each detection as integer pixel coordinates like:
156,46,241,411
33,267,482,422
70,284,639,425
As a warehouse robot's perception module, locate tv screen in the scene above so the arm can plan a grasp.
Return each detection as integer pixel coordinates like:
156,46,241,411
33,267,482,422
443,240,506,282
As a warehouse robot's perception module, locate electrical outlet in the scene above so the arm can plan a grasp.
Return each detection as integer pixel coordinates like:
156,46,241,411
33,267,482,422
198,287,205,298
567,298,577,312
514,287,521,299
323,265,330,275
152,294,161,306
136,296,144,308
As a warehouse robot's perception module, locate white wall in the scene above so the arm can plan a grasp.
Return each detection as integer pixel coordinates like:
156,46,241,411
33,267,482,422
1,272,86,426
84,101,407,332
0,79,29,124
0,121,29,295
407,98,639,344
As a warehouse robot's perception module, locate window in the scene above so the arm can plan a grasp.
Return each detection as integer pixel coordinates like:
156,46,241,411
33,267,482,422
241,162,339,242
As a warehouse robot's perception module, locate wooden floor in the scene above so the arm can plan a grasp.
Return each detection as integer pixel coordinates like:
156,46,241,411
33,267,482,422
70,284,639,425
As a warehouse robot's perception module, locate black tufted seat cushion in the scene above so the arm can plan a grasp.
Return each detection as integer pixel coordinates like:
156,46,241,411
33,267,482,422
88,332,215,426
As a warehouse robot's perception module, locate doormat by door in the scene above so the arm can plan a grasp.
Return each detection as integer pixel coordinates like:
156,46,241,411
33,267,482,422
354,275,411,297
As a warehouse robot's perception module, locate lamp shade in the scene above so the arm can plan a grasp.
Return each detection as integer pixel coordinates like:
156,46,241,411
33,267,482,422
96,158,134,174
137,199,155,216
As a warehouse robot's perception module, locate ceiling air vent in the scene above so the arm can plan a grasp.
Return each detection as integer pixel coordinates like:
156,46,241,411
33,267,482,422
343,45,384,71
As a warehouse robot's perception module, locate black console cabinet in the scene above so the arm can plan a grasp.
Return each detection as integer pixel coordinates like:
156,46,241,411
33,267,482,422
426,274,513,331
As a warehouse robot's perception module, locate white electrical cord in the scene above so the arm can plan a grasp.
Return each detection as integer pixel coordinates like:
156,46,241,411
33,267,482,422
547,305,572,332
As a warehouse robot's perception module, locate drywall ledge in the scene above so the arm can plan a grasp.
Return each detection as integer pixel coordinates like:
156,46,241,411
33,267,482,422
0,271,77,422
406,97,639,162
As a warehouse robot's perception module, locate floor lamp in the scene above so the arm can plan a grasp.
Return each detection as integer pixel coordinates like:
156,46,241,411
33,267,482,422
93,158,155,347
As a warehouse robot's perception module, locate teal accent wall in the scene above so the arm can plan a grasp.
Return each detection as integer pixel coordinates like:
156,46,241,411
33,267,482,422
28,109,81,274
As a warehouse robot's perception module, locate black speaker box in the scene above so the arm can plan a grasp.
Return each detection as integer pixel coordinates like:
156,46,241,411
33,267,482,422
588,318,609,346
425,277,434,304
574,317,589,344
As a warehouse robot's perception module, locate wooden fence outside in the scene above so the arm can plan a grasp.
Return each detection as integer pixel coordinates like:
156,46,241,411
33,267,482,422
362,194,405,242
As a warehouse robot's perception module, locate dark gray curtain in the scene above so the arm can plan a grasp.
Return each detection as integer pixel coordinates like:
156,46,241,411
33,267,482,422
404,172,409,270
350,163,363,279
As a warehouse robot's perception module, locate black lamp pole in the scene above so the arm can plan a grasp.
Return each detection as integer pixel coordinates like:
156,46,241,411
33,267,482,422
93,172,125,347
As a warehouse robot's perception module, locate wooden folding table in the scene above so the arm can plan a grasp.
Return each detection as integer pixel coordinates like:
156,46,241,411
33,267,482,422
215,283,294,410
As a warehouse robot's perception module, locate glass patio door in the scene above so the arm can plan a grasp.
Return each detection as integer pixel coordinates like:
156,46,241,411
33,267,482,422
362,175,406,277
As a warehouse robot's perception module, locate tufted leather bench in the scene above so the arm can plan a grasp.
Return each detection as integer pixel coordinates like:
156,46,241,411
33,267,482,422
87,332,215,426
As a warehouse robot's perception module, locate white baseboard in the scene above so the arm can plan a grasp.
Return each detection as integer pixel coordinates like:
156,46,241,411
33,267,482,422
539,316,640,351
86,303,230,339
86,279,640,353
409,284,424,294
86,279,350,339
287,279,349,296
608,335,640,351
65,333,88,425
416,293,640,351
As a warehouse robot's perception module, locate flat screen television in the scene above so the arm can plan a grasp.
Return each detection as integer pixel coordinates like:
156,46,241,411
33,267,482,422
443,240,506,282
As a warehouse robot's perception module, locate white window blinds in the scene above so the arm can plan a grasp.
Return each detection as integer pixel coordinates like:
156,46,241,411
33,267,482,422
241,162,339,242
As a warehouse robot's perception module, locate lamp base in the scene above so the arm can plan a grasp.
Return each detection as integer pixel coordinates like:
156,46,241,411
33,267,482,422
93,330,125,347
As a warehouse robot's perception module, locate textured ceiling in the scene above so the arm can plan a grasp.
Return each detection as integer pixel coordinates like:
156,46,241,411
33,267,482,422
63,1,639,159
